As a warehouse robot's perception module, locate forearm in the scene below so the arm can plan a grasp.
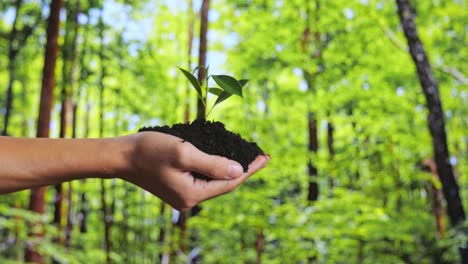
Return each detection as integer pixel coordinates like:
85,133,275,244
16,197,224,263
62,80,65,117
0,136,134,194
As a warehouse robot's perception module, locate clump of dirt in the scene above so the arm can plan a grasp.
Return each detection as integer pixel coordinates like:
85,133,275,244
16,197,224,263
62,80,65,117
138,119,264,180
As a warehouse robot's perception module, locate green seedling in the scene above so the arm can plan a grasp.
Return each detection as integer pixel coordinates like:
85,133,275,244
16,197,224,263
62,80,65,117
178,66,248,117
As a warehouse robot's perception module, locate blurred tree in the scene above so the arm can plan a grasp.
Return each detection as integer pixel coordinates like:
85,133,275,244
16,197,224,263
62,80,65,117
25,0,63,263
396,0,467,261
2,0,40,136
52,2,80,262
172,0,196,260
96,4,113,263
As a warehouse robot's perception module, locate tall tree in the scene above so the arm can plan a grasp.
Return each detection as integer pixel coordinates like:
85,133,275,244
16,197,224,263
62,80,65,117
184,0,194,123
422,158,446,263
2,0,39,135
306,112,319,201
77,5,91,237
64,104,78,250
255,227,264,264
196,0,210,119
396,0,467,261
52,1,80,258
25,0,63,262
186,1,211,263
97,6,112,263
326,114,335,196
2,0,22,136
172,0,195,257
65,3,80,250
302,0,323,202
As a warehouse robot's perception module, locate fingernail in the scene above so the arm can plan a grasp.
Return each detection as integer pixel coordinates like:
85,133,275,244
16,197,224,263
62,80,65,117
228,163,243,178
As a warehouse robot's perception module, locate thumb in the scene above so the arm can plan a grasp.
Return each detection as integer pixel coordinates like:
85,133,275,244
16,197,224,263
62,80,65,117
180,143,244,180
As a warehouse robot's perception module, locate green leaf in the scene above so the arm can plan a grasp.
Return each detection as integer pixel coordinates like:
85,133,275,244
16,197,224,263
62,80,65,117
238,79,249,87
214,91,233,106
208,87,224,96
178,67,203,97
212,75,243,97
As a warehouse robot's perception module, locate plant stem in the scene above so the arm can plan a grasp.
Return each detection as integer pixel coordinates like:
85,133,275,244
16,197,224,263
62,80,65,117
205,104,215,118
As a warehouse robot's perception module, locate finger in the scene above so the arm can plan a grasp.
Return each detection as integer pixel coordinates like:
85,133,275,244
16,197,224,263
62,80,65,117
180,142,244,180
194,155,269,202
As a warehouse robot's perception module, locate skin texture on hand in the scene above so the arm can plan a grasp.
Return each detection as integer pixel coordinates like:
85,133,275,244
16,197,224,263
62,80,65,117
124,132,270,210
0,133,269,210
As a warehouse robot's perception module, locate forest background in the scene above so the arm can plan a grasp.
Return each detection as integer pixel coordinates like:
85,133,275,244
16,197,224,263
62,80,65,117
0,0,467,263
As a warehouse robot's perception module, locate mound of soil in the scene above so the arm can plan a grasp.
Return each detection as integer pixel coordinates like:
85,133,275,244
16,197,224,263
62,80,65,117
138,119,264,180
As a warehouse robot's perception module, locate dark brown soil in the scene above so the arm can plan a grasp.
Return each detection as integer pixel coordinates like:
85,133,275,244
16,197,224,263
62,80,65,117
138,119,264,180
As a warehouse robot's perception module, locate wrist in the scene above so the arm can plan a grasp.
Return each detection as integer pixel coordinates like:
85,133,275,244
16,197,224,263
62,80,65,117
101,135,136,180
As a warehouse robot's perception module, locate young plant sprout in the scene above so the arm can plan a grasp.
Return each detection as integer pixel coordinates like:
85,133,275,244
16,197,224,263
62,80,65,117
178,66,249,118
139,66,263,181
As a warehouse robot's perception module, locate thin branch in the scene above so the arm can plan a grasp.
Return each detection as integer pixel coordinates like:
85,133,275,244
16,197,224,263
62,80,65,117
378,21,468,85
377,20,408,52
438,66,468,85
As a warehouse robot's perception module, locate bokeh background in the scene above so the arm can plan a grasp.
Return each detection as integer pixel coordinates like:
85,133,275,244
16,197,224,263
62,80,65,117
0,0,467,263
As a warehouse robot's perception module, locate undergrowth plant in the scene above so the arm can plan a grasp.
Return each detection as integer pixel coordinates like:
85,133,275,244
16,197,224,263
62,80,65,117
178,66,248,118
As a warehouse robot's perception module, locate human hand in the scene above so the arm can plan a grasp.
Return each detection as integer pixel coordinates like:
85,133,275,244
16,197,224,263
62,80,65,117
121,132,269,211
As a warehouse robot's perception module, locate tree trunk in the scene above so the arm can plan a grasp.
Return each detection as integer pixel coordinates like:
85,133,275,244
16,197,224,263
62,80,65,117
97,7,112,263
173,1,195,257
25,0,63,263
78,94,90,236
423,159,446,238
52,2,80,257
347,105,360,188
396,0,467,261
77,6,90,237
6,0,42,135
78,95,90,235
176,209,187,252
185,0,194,123
327,116,335,196
100,180,111,264
65,1,80,247
52,182,64,245
2,0,39,135
240,230,247,264
327,120,334,158
158,202,170,263
357,239,365,263
64,103,78,250
2,0,23,136
255,228,264,264
196,0,210,119
186,2,211,262
3,67,16,136
303,0,323,202
307,112,319,201
78,185,88,234
421,158,447,263
20,77,28,137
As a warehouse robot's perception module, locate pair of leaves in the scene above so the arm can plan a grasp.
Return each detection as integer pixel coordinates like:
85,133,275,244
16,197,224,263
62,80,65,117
178,67,249,108
212,75,245,97
209,76,248,106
